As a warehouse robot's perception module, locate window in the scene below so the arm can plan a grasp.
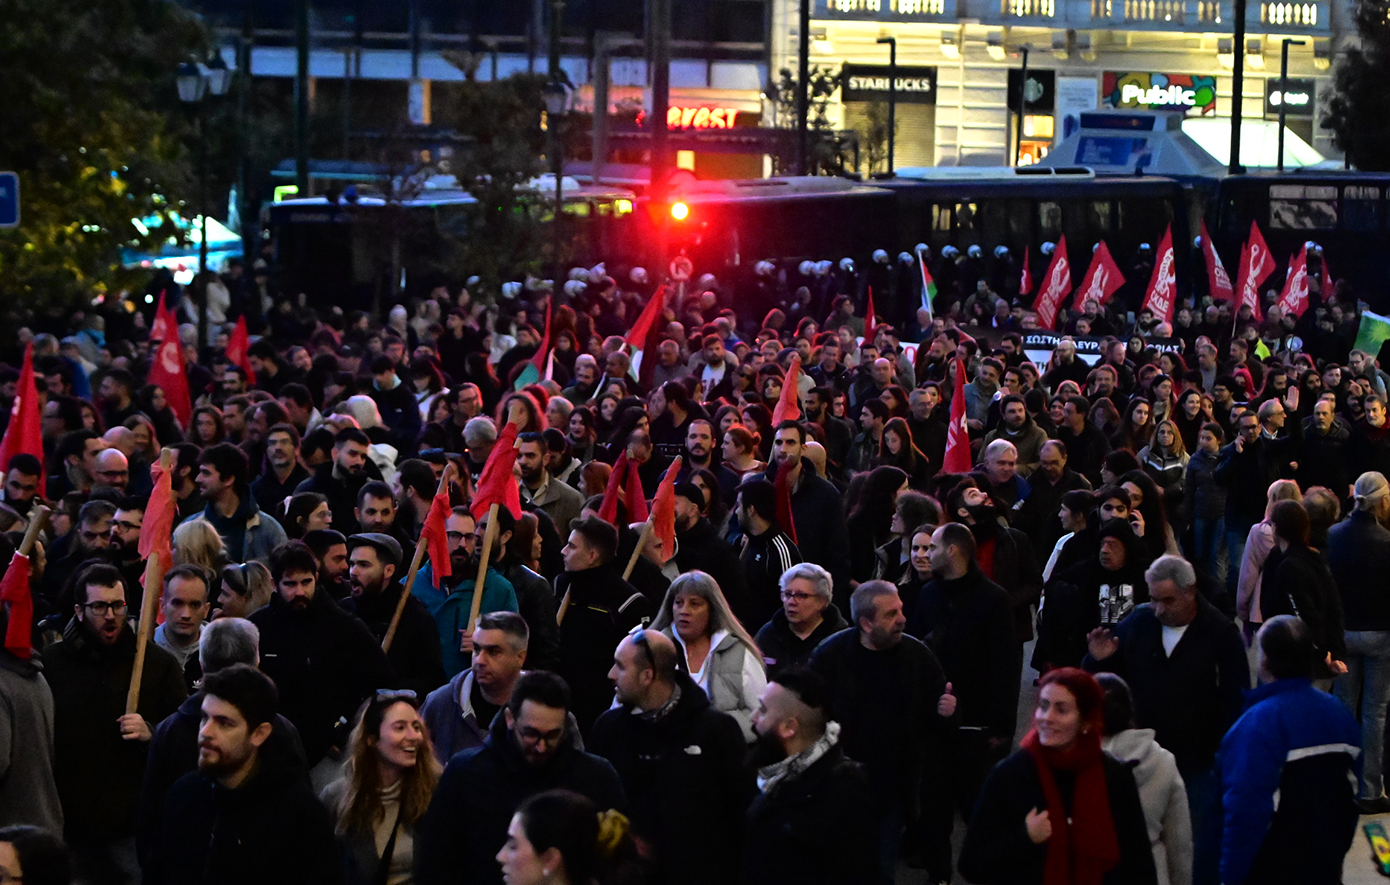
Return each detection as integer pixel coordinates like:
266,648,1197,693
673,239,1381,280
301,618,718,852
1343,185,1380,233
1038,200,1062,238
1269,184,1337,230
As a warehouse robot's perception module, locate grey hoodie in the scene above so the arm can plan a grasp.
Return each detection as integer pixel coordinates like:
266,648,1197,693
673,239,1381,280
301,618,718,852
0,652,63,833
1104,728,1192,885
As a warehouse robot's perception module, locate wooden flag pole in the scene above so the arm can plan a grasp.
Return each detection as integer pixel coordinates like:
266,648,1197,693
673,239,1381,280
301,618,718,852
622,518,656,582
17,505,48,558
556,587,572,626
466,503,501,636
383,467,451,654
126,448,176,715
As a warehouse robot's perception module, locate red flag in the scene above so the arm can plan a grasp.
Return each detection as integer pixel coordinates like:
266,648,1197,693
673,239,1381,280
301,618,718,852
773,458,799,545
625,457,648,524
1235,221,1276,321
226,316,257,386
1200,219,1234,304
0,342,44,485
772,354,803,425
1034,237,1072,331
1321,253,1336,300
1275,244,1312,319
1074,240,1126,309
148,301,192,431
863,287,876,338
139,459,176,566
529,298,552,371
625,285,667,351
649,457,683,564
0,553,33,658
1020,247,1033,296
470,421,522,520
598,453,629,526
1140,225,1178,325
420,484,453,588
597,452,648,525
149,297,173,345
941,356,971,475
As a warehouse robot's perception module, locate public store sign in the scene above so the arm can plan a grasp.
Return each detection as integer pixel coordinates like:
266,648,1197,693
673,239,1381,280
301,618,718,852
1103,72,1217,116
1265,78,1315,117
841,64,938,104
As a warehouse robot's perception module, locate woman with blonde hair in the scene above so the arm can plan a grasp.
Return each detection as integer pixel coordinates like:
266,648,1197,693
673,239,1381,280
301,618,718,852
171,519,227,574
323,690,441,885
1237,478,1304,644
650,570,767,741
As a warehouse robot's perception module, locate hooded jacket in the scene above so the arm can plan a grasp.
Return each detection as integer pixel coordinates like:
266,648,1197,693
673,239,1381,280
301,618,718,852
413,710,626,885
590,672,752,885
1103,729,1193,885
0,651,63,833
1035,522,1150,671
754,603,848,678
249,587,394,765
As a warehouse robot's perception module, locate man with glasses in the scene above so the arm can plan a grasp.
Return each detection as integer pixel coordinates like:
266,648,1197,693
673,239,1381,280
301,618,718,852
105,497,147,608
415,671,625,885
45,562,186,885
40,499,116,604
91,448,130,495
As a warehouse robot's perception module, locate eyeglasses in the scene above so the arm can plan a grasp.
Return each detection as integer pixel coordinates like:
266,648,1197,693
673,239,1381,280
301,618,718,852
517,726,565,746
780,590,818,602
82,601,128,617
114,520,142,533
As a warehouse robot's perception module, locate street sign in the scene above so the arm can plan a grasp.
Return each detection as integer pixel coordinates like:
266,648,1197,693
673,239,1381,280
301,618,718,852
0,172,17,228
669,255,693,282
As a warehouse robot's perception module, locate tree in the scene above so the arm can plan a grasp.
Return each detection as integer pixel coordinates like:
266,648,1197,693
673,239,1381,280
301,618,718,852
771,65,856,175
0,0,209,313
862,100,897,176
1322,0,1390,170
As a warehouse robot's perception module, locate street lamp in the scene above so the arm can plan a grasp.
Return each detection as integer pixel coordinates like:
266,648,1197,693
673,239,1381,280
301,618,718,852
544,79,567,281
177,53,232,355
1277,38,1307,172
876,36,896,175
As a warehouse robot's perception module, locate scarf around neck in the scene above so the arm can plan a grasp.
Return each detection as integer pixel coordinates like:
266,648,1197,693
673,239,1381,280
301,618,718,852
757,720,840,794
1021,728,1120,885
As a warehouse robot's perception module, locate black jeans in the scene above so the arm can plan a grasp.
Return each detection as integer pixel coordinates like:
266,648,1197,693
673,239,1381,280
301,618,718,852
915,728,1008,881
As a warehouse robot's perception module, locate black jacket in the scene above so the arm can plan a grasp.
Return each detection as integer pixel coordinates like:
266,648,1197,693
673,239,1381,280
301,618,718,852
674,517,749,617
339,582,447,698
908,567,1021,741
759,461,852,601
739,526,802,631
249,588,395,765
414,711,626,885
138,694,307,875
1326,509,1390,632
249,463,309,519
740,742,876,885
959,749,1158,885
369,380,422,458
1258,543,1346,663
972,520,1044,643
754,604,848,678
1034,552,1150,672
1214,431,1300,528
1082,599,1249,771
45,620,187,840
1298,418,1351,497
498,561,561,671
1023,468,1093,554
146,740,342,885
590,673,753,884
294,463,370,537
1055,422,1112,487
554,563,655,734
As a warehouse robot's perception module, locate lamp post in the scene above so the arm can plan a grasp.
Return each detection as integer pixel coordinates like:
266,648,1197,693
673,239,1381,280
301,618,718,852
1229,0,1247,173
1277,39,1306,172
1014,46,1030,166
876,36,897,175
176,54,232,354
544,80,567,282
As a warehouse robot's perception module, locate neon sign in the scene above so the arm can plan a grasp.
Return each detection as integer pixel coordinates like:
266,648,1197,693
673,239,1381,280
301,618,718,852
666,107,742,129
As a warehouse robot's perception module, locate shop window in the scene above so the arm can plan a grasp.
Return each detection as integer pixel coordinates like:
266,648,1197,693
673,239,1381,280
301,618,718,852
1269,184,1337,230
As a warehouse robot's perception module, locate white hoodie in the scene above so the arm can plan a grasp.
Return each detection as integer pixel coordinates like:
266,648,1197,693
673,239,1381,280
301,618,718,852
1104,728,1193,885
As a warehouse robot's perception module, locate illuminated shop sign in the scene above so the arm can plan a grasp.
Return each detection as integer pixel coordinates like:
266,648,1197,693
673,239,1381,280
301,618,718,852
1103,72,1217,116
666,107,742,129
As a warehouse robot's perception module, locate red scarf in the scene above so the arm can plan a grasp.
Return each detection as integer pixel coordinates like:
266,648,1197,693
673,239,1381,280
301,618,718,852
774,458,799,544
1021,729,1120,885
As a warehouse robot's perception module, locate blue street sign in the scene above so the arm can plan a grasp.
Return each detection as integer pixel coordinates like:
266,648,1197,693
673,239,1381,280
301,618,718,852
0,172,17,228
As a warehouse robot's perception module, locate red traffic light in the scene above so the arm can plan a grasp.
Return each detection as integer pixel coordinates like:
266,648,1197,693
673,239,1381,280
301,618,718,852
669,201,690,221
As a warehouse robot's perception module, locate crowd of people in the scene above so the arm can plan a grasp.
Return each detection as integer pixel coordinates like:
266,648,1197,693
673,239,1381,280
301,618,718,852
0,245,1379,885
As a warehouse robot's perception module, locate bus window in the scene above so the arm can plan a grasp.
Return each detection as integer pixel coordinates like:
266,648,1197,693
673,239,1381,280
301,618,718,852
1343,185,1380,233
1116,198,1171,245
955,202,981,243
1088,201,1113,236
932,203,953,233
1269,184,1337,230
980,200,1012,247
1038,201,1062,238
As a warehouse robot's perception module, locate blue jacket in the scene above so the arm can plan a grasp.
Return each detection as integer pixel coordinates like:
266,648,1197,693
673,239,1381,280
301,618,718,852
1217,677,1360,885
409,564,518,679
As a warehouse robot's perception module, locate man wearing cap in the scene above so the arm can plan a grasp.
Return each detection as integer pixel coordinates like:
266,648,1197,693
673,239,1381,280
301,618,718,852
1327,471,1390,812
672,481,749,614
341,533,445,698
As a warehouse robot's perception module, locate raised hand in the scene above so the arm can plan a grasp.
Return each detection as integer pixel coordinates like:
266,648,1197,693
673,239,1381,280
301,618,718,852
1087,626,1119,660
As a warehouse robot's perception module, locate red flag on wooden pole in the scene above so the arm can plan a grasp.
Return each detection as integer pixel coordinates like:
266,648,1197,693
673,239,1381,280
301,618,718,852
0,342,44,484
148,300,192,430
470,421,522,520
1140,225,1178,325
649,457,683,564
419,482,454,589
1033,237,1072,331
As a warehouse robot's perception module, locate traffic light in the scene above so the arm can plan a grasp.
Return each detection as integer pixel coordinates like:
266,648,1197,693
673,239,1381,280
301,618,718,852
669,201,690,221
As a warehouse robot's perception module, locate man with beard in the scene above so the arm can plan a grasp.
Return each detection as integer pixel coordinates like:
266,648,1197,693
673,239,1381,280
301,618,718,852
1055,395,1112,487
982,395,1048,477
742,668,874,883
91,448,130,496
249,541,393,780
147,665,340,885
45,562,186,885
805,385,855,473
1041,337,1092,391
760,421,851,605
340,533,444,698
590,631,751,885
560,355,600,404
408,506,519,680
107,497,148,608
945,479,1043,645
516,432,584,535
906,385,948,470
1024,440,1093,554
1299,398,1352,500
806,334,850,392
48,429,105,499
421,611,535,762
40,498,116,605
0,453,41,528
222,395,251,444
168,444,206,521
249,423,308,518
240,400,287,482
186,443,288,564
677,419,738,506
671,482,749,617
907,523,1019,884
476,506,559,671
353,480,417,567
303,529,351,600
294,427,372,536
414,672,625,885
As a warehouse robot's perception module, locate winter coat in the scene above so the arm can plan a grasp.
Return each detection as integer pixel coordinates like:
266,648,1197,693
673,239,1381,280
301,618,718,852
673,518,750,620
1258,543,1347,665
498,561,560,671
1182,448,1226,523
409,564,518,680
249,588,394,765
590,672,753,884
759,462,852,600
1299,418,1352,496
1034,552,1150,672
45,619,186,840
1103,729,1193,885
1327,509,1390,632
1214,432,1300,529
554,563,655,735
146,737,342,885
413,710,626,885
740,741,876,884
958,749,1158,885
984,420,1051,477
294,463,370,537
0,651,63,833
340,582,447,698
754,604,848,678
420,668,584,767
1082,600,1248,772
1218,677,1361,885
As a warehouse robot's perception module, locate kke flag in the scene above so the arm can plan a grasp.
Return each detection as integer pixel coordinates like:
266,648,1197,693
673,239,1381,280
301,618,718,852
1034,237,1072,331
0,343,43,486
1235,221,1276,321
1020,247,1033,297
419,482,453,588
226,316,256,386
649,457,683,564
1200,220,1234,304
919,249,938,319
470,421,522,520
0,552,33,658
772,354,803,425
148,299,193,430
864,286,876,337
1276,244,1312,319
1140,225,1178,325
941,356,972,475
1075,240,1126,310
